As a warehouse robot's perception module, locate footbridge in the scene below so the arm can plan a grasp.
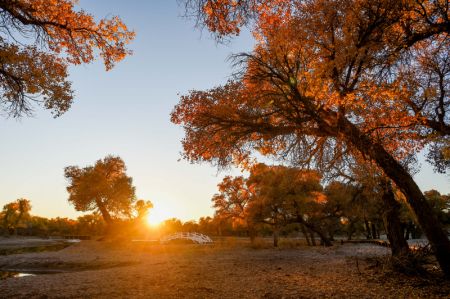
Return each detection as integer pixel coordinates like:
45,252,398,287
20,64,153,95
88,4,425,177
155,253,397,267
160,232,213,244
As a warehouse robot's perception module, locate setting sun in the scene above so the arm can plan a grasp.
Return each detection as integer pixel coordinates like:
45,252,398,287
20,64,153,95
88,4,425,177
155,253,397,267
146,205,172,227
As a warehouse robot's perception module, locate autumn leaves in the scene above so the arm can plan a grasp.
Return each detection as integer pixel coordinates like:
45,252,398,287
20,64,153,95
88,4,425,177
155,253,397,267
0,0,134,117
173,0,450,275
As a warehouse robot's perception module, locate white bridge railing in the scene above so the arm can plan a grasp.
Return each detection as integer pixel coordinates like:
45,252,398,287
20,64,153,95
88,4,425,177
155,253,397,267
160,232,213,244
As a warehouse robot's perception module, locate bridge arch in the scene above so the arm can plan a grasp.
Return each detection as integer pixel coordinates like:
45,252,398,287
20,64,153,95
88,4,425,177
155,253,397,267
160,232,213,244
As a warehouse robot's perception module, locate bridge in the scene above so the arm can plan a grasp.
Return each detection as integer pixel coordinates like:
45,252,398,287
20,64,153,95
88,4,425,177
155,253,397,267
160,232,213,244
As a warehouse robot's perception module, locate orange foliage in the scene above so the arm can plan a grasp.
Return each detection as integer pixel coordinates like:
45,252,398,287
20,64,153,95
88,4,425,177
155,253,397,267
174,0,449,168
175,0,450,273
0,1,134,117
6,0,134,69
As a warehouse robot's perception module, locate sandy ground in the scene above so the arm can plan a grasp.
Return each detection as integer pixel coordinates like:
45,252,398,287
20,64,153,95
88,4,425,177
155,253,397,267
0,239,448,298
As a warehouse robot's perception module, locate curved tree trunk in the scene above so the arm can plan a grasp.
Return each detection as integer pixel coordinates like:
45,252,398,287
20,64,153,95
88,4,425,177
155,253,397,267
292,201,332,246
300,224,311,245
300,220,332,246
335,114,450,275
95,199,112,224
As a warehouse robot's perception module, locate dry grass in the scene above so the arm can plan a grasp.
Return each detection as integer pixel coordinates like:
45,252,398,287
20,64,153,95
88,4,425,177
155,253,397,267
0,238,448,298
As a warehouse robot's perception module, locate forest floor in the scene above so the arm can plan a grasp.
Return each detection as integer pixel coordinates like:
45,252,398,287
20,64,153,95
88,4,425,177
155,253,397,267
0,237,449,298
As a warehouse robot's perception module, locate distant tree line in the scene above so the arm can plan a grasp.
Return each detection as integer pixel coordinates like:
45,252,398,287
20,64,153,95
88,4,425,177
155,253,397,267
0,198,153,238
202,164,450,251
2,179,448,247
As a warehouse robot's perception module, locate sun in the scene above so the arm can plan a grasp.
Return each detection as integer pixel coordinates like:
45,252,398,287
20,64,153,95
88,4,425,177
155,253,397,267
146,205,172,227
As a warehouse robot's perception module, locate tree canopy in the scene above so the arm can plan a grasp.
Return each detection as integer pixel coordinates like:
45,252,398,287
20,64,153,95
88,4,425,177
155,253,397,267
0,0,134,117
173,0,450,275
64,156,136,224
1,198,31,234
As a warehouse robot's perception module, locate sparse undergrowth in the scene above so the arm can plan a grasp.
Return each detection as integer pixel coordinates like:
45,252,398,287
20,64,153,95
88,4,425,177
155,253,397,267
365,244,440,276
355,244,450,297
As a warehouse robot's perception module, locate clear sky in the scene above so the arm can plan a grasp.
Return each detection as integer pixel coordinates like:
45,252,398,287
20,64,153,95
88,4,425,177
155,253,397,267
0,1,448,222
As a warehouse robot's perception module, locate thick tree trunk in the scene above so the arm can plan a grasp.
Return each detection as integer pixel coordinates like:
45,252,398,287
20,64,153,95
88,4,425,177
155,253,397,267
381,180,410,256
335,114,450,275
95,199,112,224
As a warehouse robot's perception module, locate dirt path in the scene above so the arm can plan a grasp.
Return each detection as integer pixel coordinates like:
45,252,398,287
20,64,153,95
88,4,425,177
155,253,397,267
0,240,448,298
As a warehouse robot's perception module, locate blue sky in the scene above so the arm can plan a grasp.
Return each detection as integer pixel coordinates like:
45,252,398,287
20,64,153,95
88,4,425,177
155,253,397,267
0,1,448,222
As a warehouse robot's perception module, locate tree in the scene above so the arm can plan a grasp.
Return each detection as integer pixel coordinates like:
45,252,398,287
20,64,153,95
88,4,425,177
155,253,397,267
0,0,134,117
337,161,410,255
248,164,331,246
47,217,77,235
134,199,154,220
173,0,450,275
212,176,257,241
64,155,136,225
76,213,106,236
424,190,450,228
212,164,332,246
324,182,362,240
160,218,183,234
1,198,31,235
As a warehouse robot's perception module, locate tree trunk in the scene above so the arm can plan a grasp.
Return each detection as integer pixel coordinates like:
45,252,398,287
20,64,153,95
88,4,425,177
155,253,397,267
347,221,355,240
328,229,335,241
381,180,410,257
347,231,353,241
371,223,378,239
309,230,317,246
335,114,450,275
364,218,372,239
248,224,256,244
300,224,311,246
95,199,112,224
404,223,410,240
292,213,332,246
411,224,419,239
273,226,279,247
